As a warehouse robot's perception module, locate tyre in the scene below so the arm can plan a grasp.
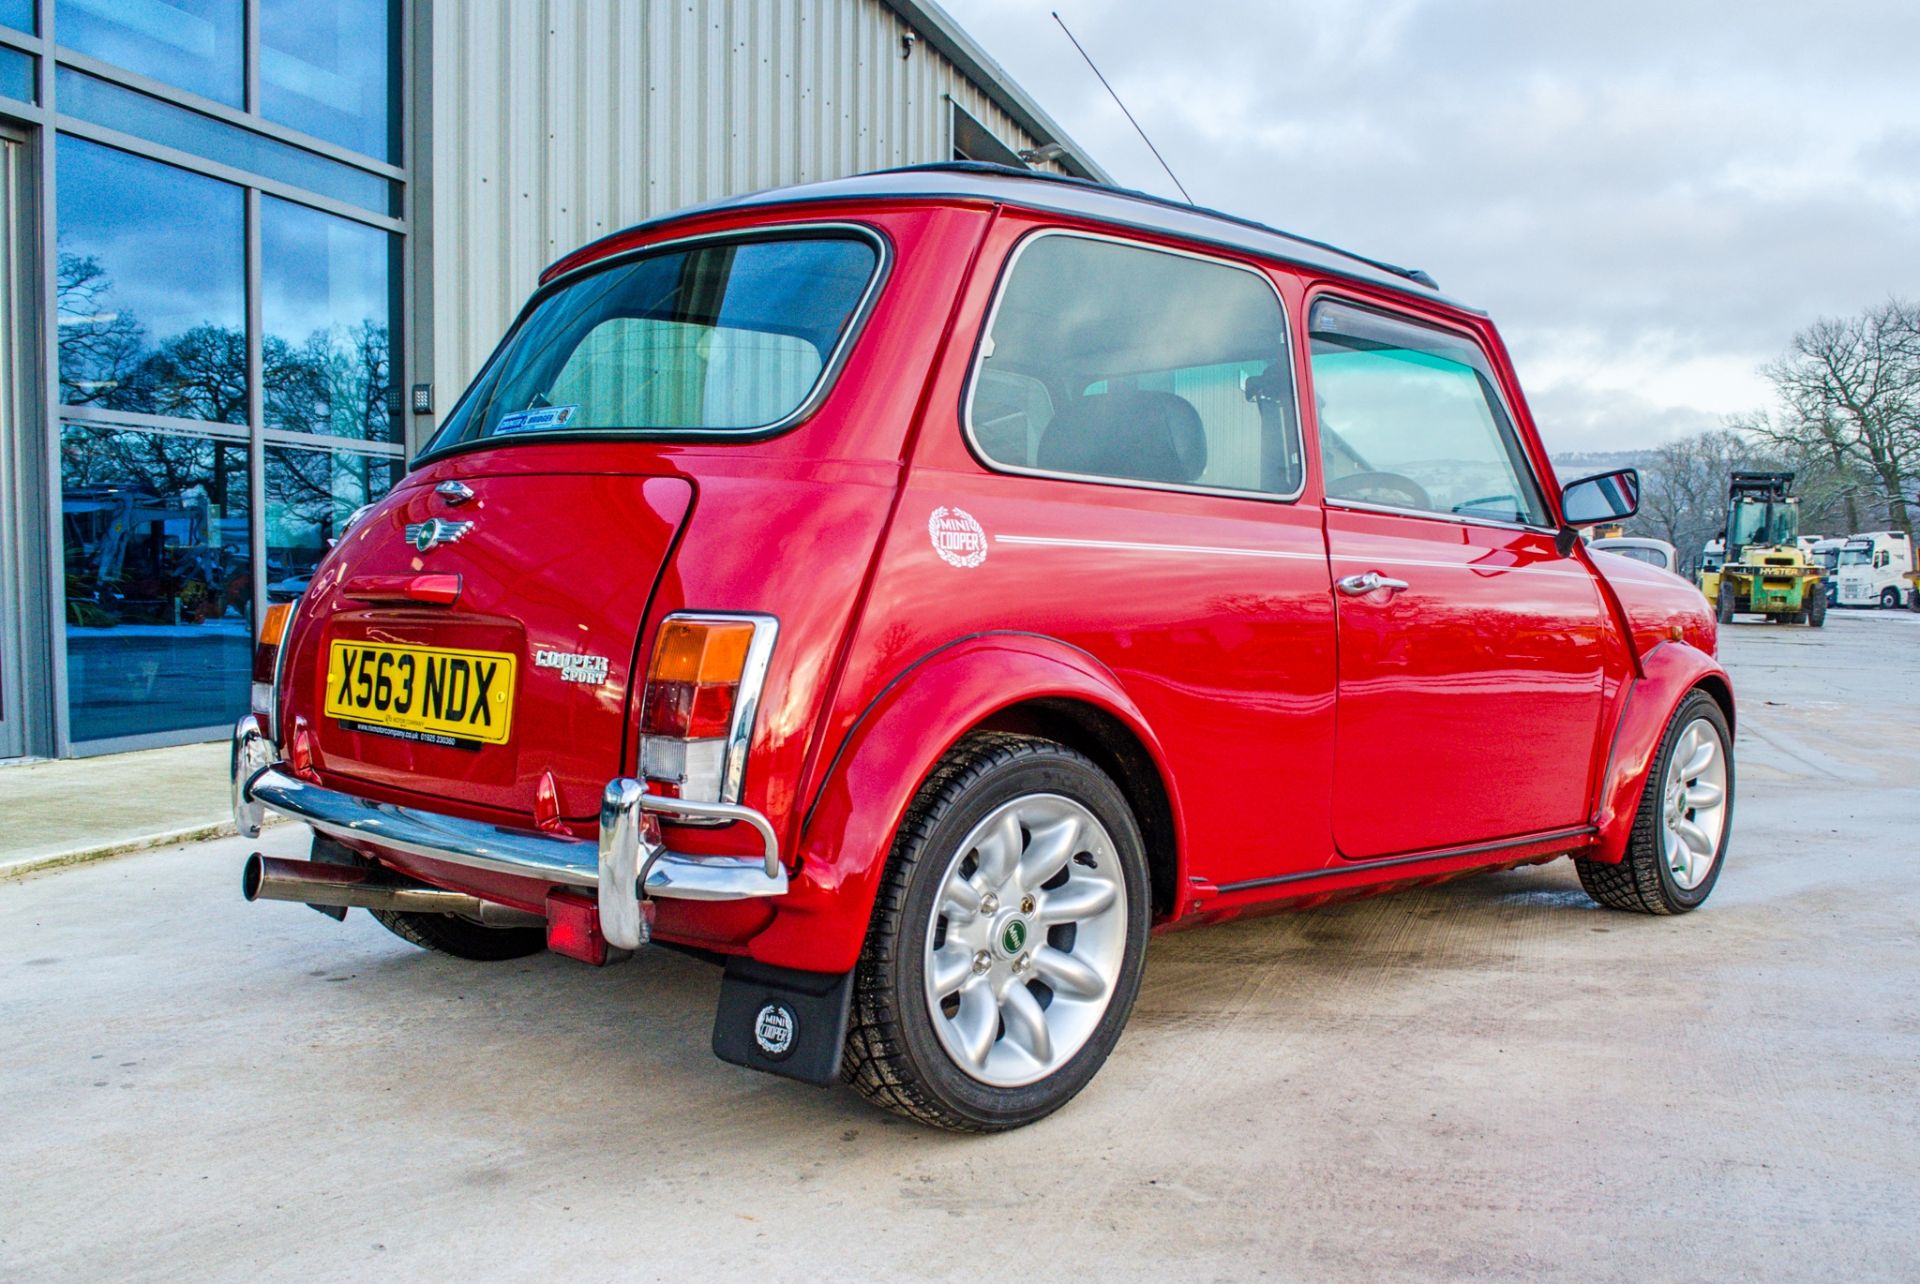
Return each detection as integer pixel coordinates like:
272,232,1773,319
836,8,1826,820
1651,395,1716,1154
1880,587,1901,609
1806,589,1826,627
843,733,1150,1132
369,905,547,961
1576,690,1733,914
1716,583,1735,623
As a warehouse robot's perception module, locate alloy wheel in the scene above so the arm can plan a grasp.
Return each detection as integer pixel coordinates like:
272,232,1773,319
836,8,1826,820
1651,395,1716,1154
1661,718,1729,890
922,794,1129,1088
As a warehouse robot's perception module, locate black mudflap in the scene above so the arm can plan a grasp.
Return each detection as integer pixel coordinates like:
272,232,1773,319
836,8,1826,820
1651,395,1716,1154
711,956,856,1087
304,833,359,921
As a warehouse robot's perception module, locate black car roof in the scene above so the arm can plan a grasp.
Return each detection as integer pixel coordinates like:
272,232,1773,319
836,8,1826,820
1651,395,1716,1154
551,162,1479,313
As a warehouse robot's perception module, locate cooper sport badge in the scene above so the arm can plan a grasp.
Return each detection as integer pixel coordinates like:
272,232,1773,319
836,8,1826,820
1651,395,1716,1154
929,506,988,568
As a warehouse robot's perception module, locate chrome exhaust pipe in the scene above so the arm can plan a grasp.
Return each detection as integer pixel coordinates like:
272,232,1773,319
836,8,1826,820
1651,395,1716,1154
242,854,545,928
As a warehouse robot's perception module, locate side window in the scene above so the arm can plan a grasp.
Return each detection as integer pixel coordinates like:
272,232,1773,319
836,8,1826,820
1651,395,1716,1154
967,233,1301,497
1307,300,1548,526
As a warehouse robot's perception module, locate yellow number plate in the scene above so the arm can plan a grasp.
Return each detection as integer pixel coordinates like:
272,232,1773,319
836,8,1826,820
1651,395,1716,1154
323,640,516,749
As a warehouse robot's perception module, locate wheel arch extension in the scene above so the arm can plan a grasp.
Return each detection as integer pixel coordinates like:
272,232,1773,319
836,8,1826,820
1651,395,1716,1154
750,634,1184,974
1591,642,1736,864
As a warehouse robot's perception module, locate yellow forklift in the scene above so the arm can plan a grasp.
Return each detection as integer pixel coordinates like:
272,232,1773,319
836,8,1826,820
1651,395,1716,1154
1698,471,1825,626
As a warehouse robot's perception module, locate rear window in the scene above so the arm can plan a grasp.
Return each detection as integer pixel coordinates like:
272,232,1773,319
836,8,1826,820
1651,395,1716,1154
428,233,880,450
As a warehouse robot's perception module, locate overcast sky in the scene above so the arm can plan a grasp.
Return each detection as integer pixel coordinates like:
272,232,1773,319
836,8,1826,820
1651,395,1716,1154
942,0,1920,454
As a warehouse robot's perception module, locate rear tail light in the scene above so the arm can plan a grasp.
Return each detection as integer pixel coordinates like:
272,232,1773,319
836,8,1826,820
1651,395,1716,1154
638,613,777,805
252,601,298,738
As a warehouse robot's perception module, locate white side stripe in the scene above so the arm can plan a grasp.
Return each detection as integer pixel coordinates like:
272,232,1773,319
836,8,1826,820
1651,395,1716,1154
995,534,1323,561
995,534,1595,579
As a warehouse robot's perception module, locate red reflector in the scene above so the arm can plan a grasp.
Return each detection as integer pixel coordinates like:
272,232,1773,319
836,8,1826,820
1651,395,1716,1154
289,717,315,778
534,770,565,833
545,891,609,965
641,680,738,739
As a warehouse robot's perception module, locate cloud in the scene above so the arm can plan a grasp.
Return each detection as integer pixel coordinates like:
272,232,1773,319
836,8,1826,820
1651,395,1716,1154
942,0,1920,452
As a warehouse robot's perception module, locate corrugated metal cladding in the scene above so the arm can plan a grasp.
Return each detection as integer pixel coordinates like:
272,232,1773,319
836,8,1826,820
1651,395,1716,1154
425,0,1054,434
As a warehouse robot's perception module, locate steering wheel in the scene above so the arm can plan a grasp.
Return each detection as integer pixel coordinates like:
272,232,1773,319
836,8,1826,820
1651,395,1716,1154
1325,470,1433,511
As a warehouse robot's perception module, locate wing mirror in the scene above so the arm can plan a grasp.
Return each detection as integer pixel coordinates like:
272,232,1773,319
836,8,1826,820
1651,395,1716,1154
1561,468,1640,525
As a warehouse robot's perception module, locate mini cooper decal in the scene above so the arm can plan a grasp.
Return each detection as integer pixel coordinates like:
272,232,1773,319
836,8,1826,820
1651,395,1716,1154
929,506,988,568
754,1002,797,1058
533,649,611,685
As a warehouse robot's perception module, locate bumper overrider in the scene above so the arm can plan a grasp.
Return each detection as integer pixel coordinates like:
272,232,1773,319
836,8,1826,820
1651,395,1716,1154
230,715,786,954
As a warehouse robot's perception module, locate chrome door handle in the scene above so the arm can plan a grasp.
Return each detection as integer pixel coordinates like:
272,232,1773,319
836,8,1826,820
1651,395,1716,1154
1337,571,1411,596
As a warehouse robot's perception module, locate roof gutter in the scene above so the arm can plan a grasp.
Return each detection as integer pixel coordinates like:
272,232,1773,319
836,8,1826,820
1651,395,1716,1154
882,0,1115,186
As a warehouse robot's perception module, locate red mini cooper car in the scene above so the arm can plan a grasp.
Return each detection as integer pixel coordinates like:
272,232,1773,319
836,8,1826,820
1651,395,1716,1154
234,164,1733,1132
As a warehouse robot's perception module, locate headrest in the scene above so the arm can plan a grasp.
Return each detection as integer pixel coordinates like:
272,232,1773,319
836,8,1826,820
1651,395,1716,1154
1036,390,1207,485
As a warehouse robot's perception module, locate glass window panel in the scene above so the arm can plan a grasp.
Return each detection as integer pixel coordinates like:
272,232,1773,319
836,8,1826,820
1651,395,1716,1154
430,236,879,452
0,45,31,103
0,0,34,33
57,69,395,214
261,0,395,161
1308,301,1548,525
56,135,245,424
265,444,399,599
968,234,1301,496
61,425,252,742
56,0,242,108
262,195,399,442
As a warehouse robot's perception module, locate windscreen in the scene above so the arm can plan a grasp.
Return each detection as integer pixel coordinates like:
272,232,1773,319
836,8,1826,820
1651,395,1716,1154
429,234,879,450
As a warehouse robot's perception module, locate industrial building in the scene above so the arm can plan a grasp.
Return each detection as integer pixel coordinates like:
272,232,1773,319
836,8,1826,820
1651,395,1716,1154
0,0,1104,759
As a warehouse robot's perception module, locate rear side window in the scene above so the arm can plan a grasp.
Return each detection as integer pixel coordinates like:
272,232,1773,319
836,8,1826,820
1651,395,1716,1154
429,233,880,450
1308,301,1548,526
966,233,1302,498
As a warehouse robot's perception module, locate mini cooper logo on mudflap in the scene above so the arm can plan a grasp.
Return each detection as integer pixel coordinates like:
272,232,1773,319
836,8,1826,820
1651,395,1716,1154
754,1002,797,1059
929,506,988,568
404,518,473,553
1000,919,1029,955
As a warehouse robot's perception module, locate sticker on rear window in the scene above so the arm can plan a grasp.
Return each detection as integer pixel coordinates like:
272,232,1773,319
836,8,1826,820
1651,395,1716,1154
494,405,580,434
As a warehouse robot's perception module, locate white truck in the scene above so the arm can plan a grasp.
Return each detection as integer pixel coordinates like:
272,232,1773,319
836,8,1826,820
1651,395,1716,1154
1834,531,1913,608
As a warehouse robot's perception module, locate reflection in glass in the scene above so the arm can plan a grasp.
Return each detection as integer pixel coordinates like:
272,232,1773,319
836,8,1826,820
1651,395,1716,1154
56,135,245,424
56,0,243,108
265,444,399,600
261,0,395,160
58,68,394,213
0,0,33,33
61,425,252,742
0,45,31,103
263,196,398,441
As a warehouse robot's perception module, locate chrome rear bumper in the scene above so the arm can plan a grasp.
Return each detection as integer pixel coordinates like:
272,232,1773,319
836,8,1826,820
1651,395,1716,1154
230,716,786,949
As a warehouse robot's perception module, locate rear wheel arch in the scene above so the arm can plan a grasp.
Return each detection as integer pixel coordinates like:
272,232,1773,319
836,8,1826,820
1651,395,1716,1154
757,636,1179,974
972,697,1180,920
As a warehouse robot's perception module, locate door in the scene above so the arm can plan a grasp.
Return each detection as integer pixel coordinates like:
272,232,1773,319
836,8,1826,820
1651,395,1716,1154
0,128,27,759
1307,298,1607,859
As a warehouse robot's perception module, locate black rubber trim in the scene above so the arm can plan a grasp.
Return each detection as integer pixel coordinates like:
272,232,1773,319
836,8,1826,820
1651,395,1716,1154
1216,825,1598,894
797,629,1108,838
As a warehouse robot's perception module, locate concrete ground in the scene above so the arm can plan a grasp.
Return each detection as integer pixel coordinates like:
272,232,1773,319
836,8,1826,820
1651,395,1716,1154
0,741,234,876
2,610,1916,1282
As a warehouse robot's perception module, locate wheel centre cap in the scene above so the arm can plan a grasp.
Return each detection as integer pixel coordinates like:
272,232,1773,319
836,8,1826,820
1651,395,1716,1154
995,914,1031,958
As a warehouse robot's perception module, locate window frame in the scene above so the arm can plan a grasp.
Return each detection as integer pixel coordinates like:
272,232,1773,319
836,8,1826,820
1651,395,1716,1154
415,221,892,464
960,226,1308,505
1304,291,1555,534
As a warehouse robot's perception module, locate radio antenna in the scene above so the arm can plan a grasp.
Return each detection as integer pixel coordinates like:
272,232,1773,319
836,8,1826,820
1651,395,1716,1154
1051,10,1194,205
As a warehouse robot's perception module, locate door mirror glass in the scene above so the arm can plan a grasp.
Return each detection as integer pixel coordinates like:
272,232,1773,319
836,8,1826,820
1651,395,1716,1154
1561,468,1640,524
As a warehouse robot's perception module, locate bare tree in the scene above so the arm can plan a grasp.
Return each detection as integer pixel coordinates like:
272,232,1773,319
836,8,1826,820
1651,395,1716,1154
1754,300,1920,540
